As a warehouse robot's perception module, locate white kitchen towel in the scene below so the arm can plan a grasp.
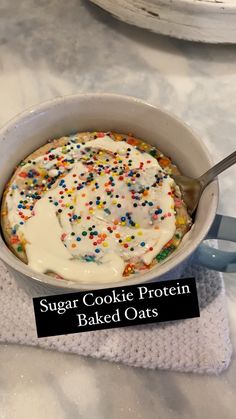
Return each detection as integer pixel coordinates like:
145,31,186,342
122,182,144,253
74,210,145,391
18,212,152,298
0,259,232,374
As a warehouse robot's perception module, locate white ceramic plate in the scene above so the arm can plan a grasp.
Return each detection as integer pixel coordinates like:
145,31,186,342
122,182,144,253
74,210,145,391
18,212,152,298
90,0,236,43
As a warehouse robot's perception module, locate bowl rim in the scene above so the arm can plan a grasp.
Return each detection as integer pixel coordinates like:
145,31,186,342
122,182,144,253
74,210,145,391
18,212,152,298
0,93,219,290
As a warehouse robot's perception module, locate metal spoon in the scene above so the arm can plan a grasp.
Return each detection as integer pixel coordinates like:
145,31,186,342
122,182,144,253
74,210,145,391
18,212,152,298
173,151,236,215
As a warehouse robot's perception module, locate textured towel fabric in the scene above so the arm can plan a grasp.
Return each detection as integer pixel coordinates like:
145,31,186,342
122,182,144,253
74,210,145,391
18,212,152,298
0,259,232,374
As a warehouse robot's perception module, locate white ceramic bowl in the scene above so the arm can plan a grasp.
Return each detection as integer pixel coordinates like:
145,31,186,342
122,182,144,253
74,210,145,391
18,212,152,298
0,94,219,295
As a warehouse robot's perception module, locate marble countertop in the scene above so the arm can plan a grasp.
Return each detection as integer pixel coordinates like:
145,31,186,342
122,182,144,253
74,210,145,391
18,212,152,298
0,1,236,418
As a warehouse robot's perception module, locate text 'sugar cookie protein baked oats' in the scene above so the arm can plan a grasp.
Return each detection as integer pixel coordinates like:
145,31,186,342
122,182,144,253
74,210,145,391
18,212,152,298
1,132,191,283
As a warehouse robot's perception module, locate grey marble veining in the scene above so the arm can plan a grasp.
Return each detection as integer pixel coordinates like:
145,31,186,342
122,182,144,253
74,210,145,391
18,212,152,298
0,1,236,418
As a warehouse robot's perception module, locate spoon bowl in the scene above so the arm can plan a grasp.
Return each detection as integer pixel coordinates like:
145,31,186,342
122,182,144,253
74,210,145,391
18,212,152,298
174,151,236,215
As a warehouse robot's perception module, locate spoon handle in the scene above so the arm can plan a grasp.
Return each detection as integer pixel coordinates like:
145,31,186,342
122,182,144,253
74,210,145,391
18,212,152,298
198,150,236,187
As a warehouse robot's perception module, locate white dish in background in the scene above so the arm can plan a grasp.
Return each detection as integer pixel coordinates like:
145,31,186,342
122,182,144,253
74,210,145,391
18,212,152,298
90,0,236,44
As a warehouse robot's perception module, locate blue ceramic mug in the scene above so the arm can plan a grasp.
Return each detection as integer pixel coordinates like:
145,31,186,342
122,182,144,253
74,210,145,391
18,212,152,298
196,214,236,273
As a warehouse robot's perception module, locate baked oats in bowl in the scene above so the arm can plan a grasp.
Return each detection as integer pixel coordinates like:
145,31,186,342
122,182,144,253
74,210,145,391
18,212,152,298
0,94,223,295
1,130,191,283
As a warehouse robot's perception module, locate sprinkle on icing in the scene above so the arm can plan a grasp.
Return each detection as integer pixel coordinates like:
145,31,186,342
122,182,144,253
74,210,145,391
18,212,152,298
4,133,186,283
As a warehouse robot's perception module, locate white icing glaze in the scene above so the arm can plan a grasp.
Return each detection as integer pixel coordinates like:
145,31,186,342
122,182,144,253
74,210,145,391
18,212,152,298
5,135,176,282
24,196,125,283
